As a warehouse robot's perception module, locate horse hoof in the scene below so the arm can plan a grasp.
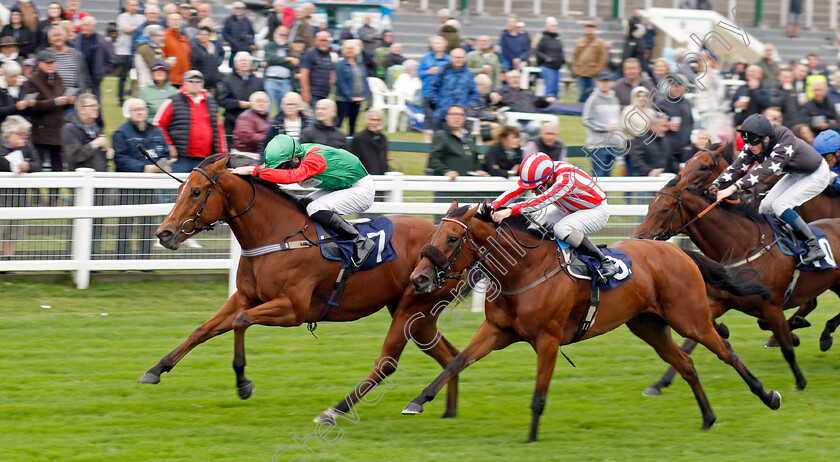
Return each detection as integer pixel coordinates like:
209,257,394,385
440,411,456,419
701,416,716,430
314,409,337,425
768,390,782,410
138,372,161,384
764,335,780,348
237,380,254,400
402,402,424,415
792,333,801,347
642,385,662,396
796,380,806,392
820,336,833,352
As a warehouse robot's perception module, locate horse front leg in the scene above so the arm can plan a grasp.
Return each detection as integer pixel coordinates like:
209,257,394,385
402,320,518,416
762,305,807,391
139,291,249,384
232,295,301,399
527,334,560,443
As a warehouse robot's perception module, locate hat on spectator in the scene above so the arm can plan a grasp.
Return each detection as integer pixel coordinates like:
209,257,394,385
814,129,840,155
177,2,191,7
151,61,169,71
183,70,204,81
584,21,596,27
0,36,20,48
36,50,56,63
597,71,614,81
545,17,558,27
231,1,246,8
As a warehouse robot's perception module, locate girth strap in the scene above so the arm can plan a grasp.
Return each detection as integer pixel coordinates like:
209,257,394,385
308,266,356,334
571,283,599,343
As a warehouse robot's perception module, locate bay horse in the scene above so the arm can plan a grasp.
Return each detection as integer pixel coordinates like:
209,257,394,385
634,144,840,393
142,154,463,420
402,201,780,442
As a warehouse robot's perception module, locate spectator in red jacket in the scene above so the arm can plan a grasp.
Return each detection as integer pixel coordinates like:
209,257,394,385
154,70,227,173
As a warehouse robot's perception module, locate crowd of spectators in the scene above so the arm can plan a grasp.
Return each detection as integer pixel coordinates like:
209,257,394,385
3,2,840,257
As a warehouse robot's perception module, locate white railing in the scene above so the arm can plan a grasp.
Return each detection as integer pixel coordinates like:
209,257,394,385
0,170,672,292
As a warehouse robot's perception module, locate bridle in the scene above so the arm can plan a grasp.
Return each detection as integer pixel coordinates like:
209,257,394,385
652,147,737,240
427,217,474,287
425,211,551,288
179,166,257,235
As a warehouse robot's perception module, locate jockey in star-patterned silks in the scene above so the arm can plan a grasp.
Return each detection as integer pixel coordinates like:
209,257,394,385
490,152,618,280
229,134,376,267
711,113,830,264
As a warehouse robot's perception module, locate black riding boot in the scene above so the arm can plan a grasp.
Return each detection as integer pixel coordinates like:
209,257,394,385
787,215,826,265
575,236,618,283
311,210,376,267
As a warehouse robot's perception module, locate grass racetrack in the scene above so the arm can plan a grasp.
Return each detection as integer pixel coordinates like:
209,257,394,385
3,278,840,461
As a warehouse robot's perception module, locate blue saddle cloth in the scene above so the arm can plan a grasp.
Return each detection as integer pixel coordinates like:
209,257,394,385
763,214,837,271
314,216,398,271
555,239,634,289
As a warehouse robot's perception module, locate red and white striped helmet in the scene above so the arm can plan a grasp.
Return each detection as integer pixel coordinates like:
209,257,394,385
517,152,555,189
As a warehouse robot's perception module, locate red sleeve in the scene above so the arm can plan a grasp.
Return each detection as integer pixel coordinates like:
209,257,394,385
153,99,174,145
217,115,227,153
491,186,526,210
254,153,327,184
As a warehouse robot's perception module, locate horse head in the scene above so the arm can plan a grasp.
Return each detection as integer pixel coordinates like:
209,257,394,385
411,200,479,293
634,143,729,240
156,154,257,249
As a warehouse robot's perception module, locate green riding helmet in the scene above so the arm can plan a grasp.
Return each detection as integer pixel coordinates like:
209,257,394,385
264,134,306,168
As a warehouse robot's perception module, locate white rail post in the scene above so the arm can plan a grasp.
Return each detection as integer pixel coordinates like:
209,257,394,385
805,0,814,28
476,0,485,15
559,0,567,18
72,168,95,289
386,171,404,202
229,231,241,297
535,0,543,17
780,0,789,26
420,0,429,11
728,0,736,21
503,0,511,15
448,0,456,12
588,0,596,18
470,277,487,313
831,0,838,30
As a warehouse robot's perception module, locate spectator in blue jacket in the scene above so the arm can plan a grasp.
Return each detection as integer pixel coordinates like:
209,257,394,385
222,1,255,68
814,129,840,190
430,48,478,126
334,39,369,136
417,35,449,141
112,98,171,258
499,16,530,71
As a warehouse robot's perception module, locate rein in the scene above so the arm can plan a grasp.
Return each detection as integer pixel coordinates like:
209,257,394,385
179,167,257,235
654,190,740,240
427,214,562,295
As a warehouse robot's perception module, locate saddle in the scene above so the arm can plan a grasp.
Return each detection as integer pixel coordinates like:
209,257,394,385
764,215,837,271
313,216,397,271
553,239,634,344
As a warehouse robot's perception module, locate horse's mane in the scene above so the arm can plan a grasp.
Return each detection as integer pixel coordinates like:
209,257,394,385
665,174,682,188
472,201,552,240
687,187,764,224
201,154,308,214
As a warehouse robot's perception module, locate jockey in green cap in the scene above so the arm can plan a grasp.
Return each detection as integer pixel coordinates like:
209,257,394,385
229,134,376,267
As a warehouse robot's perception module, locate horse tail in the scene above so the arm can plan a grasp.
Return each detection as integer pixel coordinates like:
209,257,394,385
683,249,772,301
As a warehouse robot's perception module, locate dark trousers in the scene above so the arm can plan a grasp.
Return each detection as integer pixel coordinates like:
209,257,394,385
116,189,157,258
336,100,362,136
35,144,63,206
116,55,132,103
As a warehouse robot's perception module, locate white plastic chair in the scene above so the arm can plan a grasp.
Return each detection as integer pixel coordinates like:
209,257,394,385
367,77,406,133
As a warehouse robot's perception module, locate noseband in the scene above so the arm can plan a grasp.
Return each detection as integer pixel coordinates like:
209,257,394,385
423,217,473,288
179,167,257,235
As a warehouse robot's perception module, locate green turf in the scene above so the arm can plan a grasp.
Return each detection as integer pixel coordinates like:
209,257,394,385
2,279,840,461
